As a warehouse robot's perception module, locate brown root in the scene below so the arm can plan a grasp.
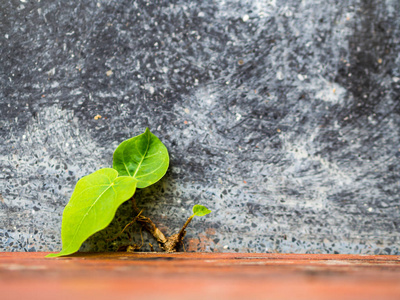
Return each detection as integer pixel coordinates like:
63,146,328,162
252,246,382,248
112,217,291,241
130,197,194,253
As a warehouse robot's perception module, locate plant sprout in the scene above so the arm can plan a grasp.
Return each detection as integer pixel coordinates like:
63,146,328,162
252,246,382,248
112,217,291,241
47,128,211,257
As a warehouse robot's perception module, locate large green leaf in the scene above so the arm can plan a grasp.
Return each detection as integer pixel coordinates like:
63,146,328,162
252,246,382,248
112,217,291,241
113,128,169,188
46,168,137,257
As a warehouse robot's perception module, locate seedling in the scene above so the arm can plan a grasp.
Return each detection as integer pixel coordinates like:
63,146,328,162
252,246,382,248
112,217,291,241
47,128,211,257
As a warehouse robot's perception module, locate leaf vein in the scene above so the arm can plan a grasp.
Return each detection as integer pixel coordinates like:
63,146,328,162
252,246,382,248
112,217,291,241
132,131,150,178
134,157,166,178
122,146,132,177
64,183,115,253
71,185,111,202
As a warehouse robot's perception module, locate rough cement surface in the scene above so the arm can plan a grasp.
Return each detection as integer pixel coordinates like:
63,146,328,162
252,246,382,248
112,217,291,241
0,0,399,254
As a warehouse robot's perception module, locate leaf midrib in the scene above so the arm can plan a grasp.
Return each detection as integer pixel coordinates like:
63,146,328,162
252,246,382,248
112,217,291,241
132,132,150,178
121,142,132,176
63,181,114,254
134,155,166,178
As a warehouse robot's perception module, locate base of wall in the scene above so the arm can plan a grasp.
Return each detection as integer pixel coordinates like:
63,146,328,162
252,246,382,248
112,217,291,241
1,252,400,299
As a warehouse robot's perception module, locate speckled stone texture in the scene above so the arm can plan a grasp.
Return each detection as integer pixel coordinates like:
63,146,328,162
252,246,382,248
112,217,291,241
1,0,399,254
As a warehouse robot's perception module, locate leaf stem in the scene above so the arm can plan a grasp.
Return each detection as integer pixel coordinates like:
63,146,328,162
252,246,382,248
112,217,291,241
177,215,194,241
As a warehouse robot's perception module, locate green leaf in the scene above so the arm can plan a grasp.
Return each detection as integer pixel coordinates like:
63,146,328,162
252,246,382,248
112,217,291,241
112,128,169,188
192,204,212,217
46,168,137,257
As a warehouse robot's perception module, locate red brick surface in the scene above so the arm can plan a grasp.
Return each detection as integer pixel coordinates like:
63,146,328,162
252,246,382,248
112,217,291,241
1,252,400,300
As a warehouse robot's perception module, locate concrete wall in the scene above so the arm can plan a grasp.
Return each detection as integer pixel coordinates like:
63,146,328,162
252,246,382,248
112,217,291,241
1,0,399,254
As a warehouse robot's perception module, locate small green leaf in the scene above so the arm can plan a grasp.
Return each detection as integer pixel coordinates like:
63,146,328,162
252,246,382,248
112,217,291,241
46,168,137,257
192,204,212,217
113,128,169,188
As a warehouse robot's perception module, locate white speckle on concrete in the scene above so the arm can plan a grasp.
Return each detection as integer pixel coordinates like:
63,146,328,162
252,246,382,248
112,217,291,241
47,68,55,76
145,85,155,95
285,10,293,17
310,78,346,104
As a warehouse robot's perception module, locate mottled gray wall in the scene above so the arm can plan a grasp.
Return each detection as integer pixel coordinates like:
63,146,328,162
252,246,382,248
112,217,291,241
1,0,399,254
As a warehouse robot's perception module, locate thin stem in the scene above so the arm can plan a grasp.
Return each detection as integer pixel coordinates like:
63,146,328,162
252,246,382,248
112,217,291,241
177,215,194,241
106,210,143,242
